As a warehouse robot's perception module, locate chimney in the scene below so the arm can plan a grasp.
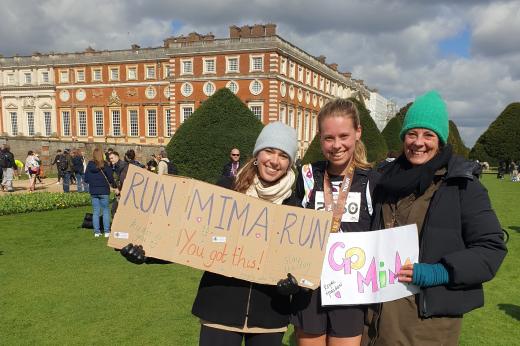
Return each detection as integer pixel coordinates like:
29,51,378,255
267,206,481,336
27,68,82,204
229,25,241,38
131,44,140,50
316,55,326,64
342,72,352,78
251,24,265,37
240,25,252,38
265,23,277,36
187,32,202,42
203,33,215,41
329,63,338,71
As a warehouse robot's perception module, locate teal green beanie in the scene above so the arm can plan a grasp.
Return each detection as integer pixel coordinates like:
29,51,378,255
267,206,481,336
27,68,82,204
400,90,449,144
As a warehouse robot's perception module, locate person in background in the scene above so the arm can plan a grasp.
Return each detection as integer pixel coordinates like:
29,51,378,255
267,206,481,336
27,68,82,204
121,122,300,346
61,149,74,193
72,149,87,192
51,149,63,184
105,147,114,162
85,148,115,238
124,149,145,168
25,151,39,192
156,150,176,175
366,90,507,345
147,154,158,173
14,159,24,180
222,148,241,178
108,151,128,193
34,153,43,184
291,98,379,346
1,144,17,192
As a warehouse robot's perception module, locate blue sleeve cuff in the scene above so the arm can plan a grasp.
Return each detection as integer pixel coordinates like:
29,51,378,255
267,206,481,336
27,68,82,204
412,263,449,287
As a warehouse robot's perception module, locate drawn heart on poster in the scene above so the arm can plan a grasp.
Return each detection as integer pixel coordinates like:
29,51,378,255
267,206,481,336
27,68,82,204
335,291,341,298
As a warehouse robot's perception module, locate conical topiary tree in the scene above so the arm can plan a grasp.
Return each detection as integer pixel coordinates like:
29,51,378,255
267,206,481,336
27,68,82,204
470,102,520,165
302,134,324,164
396,102,413,123
349,98,388,163
447,120,470,158
382,116,402,153
165,88,264,183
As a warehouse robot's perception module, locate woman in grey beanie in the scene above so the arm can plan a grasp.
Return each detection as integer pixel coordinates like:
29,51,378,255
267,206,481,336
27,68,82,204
191,121,299,346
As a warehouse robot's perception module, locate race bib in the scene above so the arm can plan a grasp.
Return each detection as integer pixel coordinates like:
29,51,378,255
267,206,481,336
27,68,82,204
315,191,361,223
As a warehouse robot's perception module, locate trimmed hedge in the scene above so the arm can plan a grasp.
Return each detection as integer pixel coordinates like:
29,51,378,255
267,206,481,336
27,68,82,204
448,120,470,158
382,116,403,153
302,134,324,164
0,192,91,215
165,88,264,183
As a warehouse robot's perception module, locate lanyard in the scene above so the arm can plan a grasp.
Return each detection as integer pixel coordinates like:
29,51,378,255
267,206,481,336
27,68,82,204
323,160,355,233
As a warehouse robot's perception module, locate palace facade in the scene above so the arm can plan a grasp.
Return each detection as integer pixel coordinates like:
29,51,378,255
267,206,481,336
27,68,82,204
0,24,371,153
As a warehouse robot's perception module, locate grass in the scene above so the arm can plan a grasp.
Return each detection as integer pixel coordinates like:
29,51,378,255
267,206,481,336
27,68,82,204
0,175,518,345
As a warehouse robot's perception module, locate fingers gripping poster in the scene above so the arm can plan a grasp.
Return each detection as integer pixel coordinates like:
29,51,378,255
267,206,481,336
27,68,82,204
321,225,420,305
108,165,332,289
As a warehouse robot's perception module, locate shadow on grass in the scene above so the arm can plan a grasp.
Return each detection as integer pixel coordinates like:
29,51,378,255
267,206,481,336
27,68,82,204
498,304,520,321
509,226,520,233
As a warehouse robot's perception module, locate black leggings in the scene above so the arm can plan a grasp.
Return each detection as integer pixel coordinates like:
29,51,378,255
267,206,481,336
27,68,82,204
199,325,284,346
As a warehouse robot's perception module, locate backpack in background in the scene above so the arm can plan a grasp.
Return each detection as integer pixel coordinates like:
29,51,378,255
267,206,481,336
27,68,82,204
162,159,178,175
57,154,69,171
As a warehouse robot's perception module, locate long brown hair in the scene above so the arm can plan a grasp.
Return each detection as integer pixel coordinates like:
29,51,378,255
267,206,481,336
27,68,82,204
92,147,105,169
317,98,371,169
234,158,257,193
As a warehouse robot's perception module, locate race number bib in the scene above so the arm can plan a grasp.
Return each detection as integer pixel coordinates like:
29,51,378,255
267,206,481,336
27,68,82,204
315,191,361,223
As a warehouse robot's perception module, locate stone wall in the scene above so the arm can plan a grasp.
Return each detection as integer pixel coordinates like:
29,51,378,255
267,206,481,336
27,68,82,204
0,136,164,173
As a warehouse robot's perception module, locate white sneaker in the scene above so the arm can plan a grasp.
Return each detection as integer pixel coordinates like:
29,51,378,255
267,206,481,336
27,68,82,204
94,233,101,237
104,233,110,238
55,182,60,185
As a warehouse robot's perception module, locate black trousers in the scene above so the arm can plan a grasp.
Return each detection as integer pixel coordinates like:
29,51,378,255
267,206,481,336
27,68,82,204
199,325,284,346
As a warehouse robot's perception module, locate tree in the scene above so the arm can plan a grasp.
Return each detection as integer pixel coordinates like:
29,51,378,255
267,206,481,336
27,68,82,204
395,102,413,123
447,120,470,158
381,116,403,153
165,88,264,183
349,98,388,162
470,103,520,165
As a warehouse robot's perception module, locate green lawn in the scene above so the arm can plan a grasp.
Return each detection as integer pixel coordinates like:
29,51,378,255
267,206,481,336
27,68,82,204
0,175,518,345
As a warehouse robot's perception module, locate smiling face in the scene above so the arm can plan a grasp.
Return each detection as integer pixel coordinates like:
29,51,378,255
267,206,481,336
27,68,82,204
230,149,240,162
256,148,290,185
319,115,362,174
403,128,440,166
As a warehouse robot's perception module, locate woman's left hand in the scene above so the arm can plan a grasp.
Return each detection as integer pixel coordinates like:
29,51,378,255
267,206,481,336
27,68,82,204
398,263,414,283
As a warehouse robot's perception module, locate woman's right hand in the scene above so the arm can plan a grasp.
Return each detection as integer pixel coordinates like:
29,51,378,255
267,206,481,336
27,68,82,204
120,243,147,264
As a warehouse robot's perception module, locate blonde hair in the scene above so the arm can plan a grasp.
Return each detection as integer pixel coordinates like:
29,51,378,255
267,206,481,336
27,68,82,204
92,147,105,169
317,98,371,169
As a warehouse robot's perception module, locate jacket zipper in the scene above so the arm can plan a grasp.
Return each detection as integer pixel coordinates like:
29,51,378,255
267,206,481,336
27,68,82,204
244,283,253,326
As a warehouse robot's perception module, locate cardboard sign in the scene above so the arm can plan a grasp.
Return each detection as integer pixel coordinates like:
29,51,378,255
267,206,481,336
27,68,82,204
321,225,420,305
108,165,332,289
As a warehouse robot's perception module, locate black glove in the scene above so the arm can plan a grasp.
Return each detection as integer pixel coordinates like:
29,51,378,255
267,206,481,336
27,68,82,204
120,243,147,264
277,273,299,295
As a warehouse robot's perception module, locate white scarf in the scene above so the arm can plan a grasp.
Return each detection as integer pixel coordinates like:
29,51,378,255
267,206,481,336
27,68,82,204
245,170,295,205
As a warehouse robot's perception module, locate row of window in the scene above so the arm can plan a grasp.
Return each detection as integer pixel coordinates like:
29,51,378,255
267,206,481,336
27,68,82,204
279,106,317,142
279,57,346,97
179,79,263,97
57,64,170,84
8,111,53,136
2,70,50,86
180,55,263,75
280,82,328,107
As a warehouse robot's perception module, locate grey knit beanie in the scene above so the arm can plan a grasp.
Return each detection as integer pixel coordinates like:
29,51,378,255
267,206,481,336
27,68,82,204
253,121,298,164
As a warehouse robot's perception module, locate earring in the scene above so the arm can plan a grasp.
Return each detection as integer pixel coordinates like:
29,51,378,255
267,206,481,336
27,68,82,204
253,160,258,166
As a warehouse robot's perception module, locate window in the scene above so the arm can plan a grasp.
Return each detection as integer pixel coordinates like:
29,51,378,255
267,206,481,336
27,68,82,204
181,59,193,75
164,64,172,78
111,110,121,136
289,62,295,79
297,88,303,102
7,73,15,85
296,109,303,140
313,73,318,88
280,58,287,75
94,110,104,136
249,80,263,95
44,112,52,136
305,91,311,105
147,109,157,137
109,68,119,81
288,85,295,100
77,110,87,136
62,111,71,136
203,82,216,96
10,112,18,135
129,110,139,137
287,108,294,127
306,70,311,85
165,109,172,137
203,58,216,74
249,102,263,121
280,82,286,97
181,82,193,97
325,80,330,94
250,55,263,72
24,72,32,84
127,67,137,80
41,71,49,83
181,104,194,123
304,111,310,141
226,81,239,94
146,65,156,79
27,112,35,136
92,68,102,81
60,70,69,83
76,70,85,82
226,57,239,73
311,113,317,138
298,66,304,82
279,106,286,123
319,76,324,91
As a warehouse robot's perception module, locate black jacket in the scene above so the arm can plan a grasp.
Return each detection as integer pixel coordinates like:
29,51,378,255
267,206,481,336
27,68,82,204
222,161,240,178
191,181,296,329
372,155,507,317
72,156,85,174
